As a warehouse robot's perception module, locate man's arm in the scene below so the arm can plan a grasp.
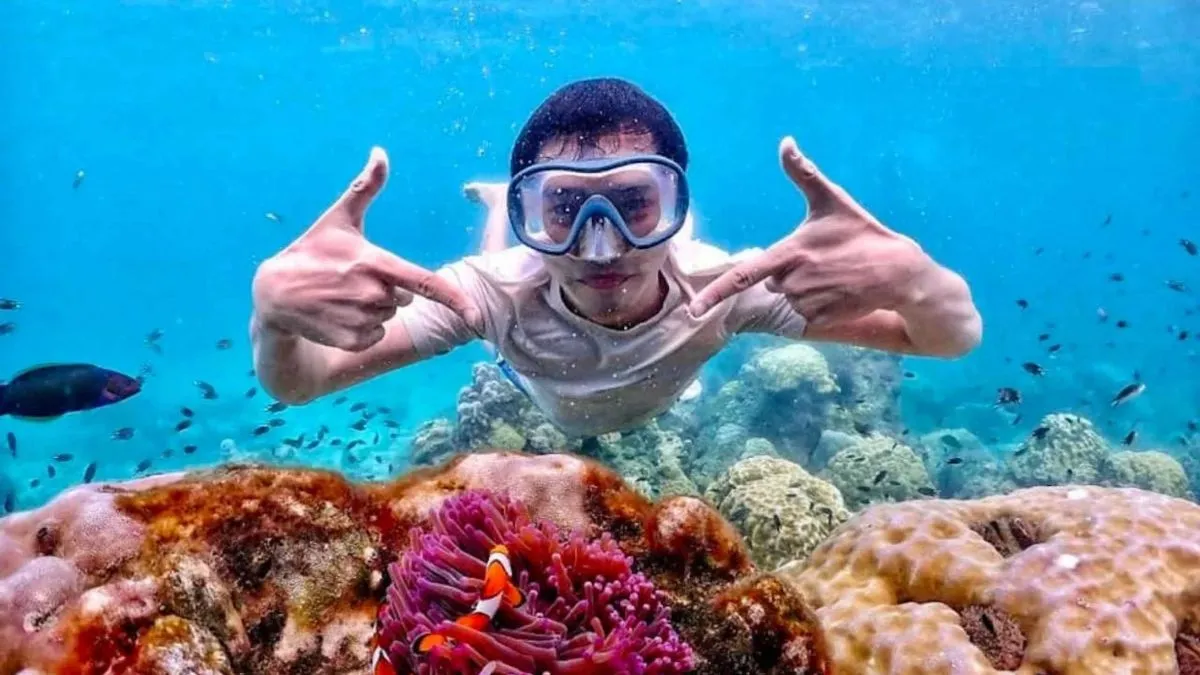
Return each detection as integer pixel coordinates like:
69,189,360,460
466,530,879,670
801,263,982,357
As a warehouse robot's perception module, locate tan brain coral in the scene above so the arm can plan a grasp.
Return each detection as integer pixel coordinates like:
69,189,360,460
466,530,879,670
779,485,1200,675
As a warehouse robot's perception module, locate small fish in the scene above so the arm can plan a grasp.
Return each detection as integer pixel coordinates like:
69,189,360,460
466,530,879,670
175,419,192,432
215,338,233,350
52,453,73,462
1166,280,1188,293
28,479,38,489
1188,420,1198,432
1016,299,1028,309
252,425,270,436
72,169,86,189
282,435,304,449
265,211,283,223
903,371,916,379
1047,344,1062,354
267,418,286,428
945,457,964,465
180,406,194,418
1180,331,1190,341
1011,414,1023,425
350,402,368,413
1109,273,1124,282
333,396,348,406
939,434,962,449
265,401,288,414
145,328,164,343
917,487,937,497
351,419,368,431
1116,320,1129,329
1032,426,1050,440
135,459,152,473
3,492,13,514
330,438,343,447
194,381,218,400
1103,213,1112,225
183,445,197,454
1182,239,1198,256
1097,307,1109,322
995,387,1021,405
347,439,364,450
1013,446,1028,457
873,470,887,485
383,419,399,429
376,406,392,414
136,363,154,384
0,364,142,420
304,440,320,450
1110,383,1146,407
112,427,134,440
246,368,256,377
772,514,782,529
244,387,257,399
1034,247,1045,256
0,321,15,337
1037,333,1050,342
1022,362,1045,376
82,462,97,483
1122,429,1137,446
0,299,19,310
5,432,14,457
46,465,55,478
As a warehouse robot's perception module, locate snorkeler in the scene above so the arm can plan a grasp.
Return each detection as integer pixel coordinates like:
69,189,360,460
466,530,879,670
250,77,982,438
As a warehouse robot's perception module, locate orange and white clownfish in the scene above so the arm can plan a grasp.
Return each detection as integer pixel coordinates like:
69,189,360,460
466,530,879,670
371,643,397,675
411,544,526,655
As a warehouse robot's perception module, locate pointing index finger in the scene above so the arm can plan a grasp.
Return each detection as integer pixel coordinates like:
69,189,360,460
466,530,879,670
368,246,484,333
689,249,788,317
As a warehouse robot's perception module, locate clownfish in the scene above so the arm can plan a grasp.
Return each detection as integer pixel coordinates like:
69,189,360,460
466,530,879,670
369,611,398,675
411,544,526,655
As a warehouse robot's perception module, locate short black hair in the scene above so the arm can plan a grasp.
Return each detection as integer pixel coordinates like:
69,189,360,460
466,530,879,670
509,77,688,175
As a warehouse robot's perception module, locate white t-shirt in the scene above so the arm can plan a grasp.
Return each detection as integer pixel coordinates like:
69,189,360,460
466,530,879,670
398,237,808,437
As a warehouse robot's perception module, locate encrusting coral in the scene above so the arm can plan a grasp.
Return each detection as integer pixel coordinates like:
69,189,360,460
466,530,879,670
778,485,1200,675
0,452,827,675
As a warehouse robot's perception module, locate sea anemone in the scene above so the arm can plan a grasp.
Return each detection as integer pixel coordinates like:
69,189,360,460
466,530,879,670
379,490,694,674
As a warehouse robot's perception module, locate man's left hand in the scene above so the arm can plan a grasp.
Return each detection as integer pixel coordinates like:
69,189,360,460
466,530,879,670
688,136,937,327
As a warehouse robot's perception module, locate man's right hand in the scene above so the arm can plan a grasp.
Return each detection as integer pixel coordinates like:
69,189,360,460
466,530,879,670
251,147,483,352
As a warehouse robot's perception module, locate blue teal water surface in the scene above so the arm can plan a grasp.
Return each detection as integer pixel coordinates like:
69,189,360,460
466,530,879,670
1,0,1198,508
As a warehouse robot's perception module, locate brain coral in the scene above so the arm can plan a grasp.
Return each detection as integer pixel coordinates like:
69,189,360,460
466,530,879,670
820,435,935,509
1103,450,1192,499
705,456,849,570
778,485,1200,675
741,343,838,395
1007,413,1109,486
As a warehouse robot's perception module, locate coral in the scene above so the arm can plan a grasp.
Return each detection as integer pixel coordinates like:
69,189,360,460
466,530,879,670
820,435,935,509
740,344,838,395
486,420,526,450
379,490,695,673
778,485,1200,674
410,418,457,467
1103,450,1192,498
817,344,903,436
2,452,819,674
588,421,699,499
915,428,1003,498
1007,413,1110,486
739,437,778,460
705,457,849,570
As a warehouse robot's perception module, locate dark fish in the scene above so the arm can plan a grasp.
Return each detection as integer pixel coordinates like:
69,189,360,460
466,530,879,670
1116,320,1129,329
350,419,368,431
903,371,916,379
1110,383,1146,407
282,435,304,448
0,299,19,310
0,364,141,420
1034,247,1045,255
377,406,392,414
873,470,887,484
52,453,73,462
246,369,256,377
252,425,270,436
304,440,320,450
1013,447,1028,457
267,418,286,428
46,465,55,478
112,427,134,440
175,419,192,432
0,321,15,336
333,396,348,406
1166,280,1188,292
1103,214,1112,225
1011,414,1023,425
3,492,13,514
72,169,86,189
330,438,343,447
1038,333,1050,342
853,421,872,435
162,448,174,458
939,434,962,449
383,420,399,429
1109,273,1124,282
215,338,233,350
1189,421,1198,432
856,485,871,492
350,402,368,413
27,479,38,488
265,401,288,414
135,459,152,473
180,406,194,418
183,445,197,454
244,387,257,399
1047,344,1062,354
1022,362,1045,376
772,514,782,529
1181,331,1190,341
347,439,364,450
1122,430,1137,446
1032,426,1050,440
82,462,97,483
917,487,937,497
1016,299,1028,309
1182,239,1198,256
945,457,964,465
5,432,14,457
995,387,1021,405
194,381,218,400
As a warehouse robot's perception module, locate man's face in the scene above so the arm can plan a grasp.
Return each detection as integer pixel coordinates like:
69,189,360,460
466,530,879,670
532,131,674,321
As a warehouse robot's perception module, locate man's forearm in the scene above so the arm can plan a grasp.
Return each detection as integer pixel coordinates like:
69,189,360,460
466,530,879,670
895,262,982,357
250,314,331,404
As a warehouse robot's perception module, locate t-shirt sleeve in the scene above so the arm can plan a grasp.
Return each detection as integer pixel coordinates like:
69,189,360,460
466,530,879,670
396,261,490,359
726,283,809,339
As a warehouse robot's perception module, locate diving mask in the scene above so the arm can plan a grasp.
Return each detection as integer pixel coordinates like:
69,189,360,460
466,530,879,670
507,155,690,259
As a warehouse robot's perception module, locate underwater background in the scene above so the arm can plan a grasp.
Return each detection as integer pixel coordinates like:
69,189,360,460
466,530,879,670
2,0,1199,509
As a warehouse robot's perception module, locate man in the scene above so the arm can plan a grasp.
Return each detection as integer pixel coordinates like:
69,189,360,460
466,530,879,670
251,78,981,437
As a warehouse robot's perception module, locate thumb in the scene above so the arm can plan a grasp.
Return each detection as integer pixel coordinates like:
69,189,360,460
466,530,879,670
317,147,390,234
778,136,846,217
689,250,786,317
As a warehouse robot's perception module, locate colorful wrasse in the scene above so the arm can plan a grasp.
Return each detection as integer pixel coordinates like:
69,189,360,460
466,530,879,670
411,544,526,655
0,364,141,419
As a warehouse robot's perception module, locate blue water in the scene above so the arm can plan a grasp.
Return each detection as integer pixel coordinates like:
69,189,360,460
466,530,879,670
2,1,1198,507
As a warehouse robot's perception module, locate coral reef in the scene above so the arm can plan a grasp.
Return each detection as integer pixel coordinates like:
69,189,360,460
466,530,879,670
779,485,1200,674
914,428,1009,499
380,490,694,673
0,453,827,675
819,435,935,509
1006,413,1109,486
704,457,849,570
591,421,700,499
1103,450,1191,498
